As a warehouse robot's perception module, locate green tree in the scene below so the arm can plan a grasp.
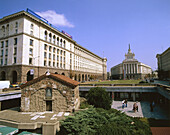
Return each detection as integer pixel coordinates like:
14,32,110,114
87,87,112,110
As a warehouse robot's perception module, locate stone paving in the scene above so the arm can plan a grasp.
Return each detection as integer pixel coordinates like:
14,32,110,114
111,100,170,120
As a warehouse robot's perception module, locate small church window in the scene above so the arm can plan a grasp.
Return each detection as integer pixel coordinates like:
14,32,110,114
46,87,52,99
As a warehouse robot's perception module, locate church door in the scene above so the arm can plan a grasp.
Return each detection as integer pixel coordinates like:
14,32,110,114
46,101,52,111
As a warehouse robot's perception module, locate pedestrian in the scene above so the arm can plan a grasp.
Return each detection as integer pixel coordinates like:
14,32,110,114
124,99,128,107
122,100,125,109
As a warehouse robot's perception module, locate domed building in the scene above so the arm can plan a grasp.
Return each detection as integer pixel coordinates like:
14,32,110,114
111,45,152,80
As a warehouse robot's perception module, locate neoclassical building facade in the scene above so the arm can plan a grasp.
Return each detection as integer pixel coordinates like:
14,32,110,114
111,45,152,79
156,47,170,80
0,9,107,84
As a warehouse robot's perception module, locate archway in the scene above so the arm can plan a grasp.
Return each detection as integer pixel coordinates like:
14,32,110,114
55,72,58,74
1,71,6,80
75,74,77,81
82,74,84,82
61,72,65,76
12,71,17,84
78,74,81,82
27,71,34,81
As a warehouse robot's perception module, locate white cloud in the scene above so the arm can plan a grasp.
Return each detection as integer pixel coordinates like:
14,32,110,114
36,10,74,28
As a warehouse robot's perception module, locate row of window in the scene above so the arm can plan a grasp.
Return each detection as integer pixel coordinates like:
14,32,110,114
0,57,17,65
1,38,17,48
1,22,18,37
44,31,67,48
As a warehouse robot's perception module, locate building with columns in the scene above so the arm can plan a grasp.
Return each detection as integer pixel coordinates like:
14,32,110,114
0,9,107,84
156,47,170,80
111,45,152,80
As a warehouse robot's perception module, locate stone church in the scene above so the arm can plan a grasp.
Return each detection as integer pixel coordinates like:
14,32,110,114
20,73,80,112
111,45,152,79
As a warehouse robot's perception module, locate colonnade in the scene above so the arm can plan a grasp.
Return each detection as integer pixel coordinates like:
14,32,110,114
123,63,138,74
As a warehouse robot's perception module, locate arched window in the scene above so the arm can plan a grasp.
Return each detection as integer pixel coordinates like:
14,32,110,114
60,39,62,47
15,22,18,28
63,40,66,48
53,35,56,44
30,24,34,29
6,24,9,36
46,87,52,99
57,37,59,45
49,33,52,42
2,26,5,36
44,31,47,40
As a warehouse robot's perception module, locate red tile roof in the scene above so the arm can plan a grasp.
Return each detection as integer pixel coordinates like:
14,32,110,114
20,73,79,89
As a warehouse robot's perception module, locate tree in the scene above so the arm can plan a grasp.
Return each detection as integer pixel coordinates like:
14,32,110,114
87,87,112,110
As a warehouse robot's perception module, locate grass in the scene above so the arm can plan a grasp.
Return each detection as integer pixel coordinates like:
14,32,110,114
82,80,142,84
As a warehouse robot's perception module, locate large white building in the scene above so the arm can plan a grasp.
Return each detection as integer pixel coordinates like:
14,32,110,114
0,9,107,84
111,45,152,80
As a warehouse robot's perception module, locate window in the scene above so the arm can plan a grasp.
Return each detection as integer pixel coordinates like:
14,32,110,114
14,57,17,64
57,62,59,67
53,62,55,67
53,48,55,53
1,41,4,48
63,64,65,69
63,40,66,48
5,58,7,65
57,56,59,61
30,39,33,46
5,49,8,56
49,46,51,51
46,87,52,99
60,63,62,68
53,35,56,44
6,40,8,47
44,52,47,58
49,53,51,59
14,38,17,45
15,29,18,34
1,50,3,56
60,50,62,55
57,37,59,45
49,33,52,42
49,61,51,66
2,26,5,36
44,60,46,66
30,30,33,35
44,44,47,50
14,47,17,55
6,24,9,36
29,58,32,65
53,54,55,60
44,31,47,40
29,48,33,55
60,56,62,61
30,24,34,29
64,51,65,56
15,22,18,28
60,39,62,46
57,49,59,54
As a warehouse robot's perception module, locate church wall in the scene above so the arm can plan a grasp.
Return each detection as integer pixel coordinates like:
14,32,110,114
21,77,79,112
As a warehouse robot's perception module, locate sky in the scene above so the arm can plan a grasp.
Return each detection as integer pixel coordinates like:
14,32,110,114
1,0,170,71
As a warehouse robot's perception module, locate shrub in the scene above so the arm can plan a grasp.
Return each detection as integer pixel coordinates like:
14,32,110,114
58,108,152,135
87,87,112,110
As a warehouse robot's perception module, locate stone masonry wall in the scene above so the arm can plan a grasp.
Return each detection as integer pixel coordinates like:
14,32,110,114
21,77,79,112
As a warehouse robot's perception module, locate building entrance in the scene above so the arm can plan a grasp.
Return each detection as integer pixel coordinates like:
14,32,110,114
46,101,52,111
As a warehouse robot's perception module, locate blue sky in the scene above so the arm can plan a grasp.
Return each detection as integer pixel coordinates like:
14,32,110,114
1,0,170,71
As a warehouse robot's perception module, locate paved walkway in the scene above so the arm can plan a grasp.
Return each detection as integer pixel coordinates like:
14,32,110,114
111,101,170,119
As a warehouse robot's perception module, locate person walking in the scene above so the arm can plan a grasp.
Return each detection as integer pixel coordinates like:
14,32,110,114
122,100,125,109
124,99,128,107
